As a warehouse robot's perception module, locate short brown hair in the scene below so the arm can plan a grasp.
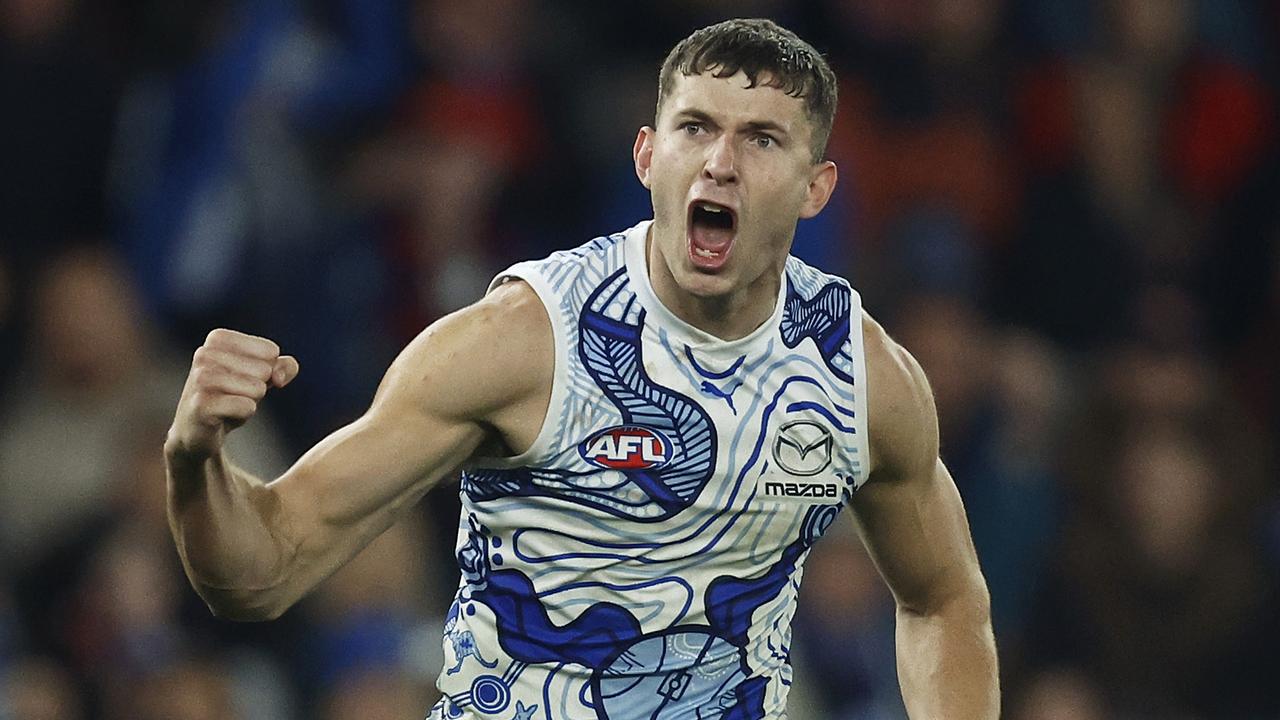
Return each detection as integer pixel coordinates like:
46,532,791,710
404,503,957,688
656,18,838,162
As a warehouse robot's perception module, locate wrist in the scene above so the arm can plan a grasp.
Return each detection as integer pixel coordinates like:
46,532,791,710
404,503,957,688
164,427,222,468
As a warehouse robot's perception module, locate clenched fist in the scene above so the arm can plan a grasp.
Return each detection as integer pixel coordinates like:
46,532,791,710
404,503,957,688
167,329,299,459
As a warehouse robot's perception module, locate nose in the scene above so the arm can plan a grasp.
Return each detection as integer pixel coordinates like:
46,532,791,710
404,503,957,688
703,135,738,185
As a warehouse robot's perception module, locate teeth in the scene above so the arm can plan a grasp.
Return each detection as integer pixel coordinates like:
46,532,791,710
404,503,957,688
702,204,724,213
695,248,719,258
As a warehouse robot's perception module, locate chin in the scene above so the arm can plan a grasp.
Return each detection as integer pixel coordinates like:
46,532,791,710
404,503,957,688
674,266,738,299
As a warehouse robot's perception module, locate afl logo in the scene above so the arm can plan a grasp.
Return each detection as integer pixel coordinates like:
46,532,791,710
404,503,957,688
579,425,673,470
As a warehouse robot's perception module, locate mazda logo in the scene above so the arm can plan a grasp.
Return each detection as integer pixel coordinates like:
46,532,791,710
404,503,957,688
772,420,833,476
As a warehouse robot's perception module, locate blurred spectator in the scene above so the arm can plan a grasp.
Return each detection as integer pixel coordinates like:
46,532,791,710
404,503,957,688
104,656,237,720
0,246,290,708
891,294,1065,653
792,519,903,718
1028,343,1279,716
0,0,118,247
0,252,16,387
109,0,409,446
299,511,445,707
0,246,285,573
0,656,85,720
0,2,1276,718
0,587,15,664
69,524,187,689
1209,143,1280,434
111,0,404,325
77,514,296,718
321,669,432,720
1010,666,1109,720
347,0,559,340
0,0,119,397
0,245,179,570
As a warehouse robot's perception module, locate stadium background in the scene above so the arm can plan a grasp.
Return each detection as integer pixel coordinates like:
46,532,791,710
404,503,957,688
1,0,1278,717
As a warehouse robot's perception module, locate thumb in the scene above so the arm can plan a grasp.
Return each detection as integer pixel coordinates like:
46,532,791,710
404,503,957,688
270,355,300,388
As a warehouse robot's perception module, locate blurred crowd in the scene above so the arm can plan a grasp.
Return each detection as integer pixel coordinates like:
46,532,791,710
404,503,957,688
1,0,1277,718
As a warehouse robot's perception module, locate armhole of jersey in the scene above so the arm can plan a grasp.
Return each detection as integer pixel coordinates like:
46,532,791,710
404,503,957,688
848,288,872,489
475,262,568,468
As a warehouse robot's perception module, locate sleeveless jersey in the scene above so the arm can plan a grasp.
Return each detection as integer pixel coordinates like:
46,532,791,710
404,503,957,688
427,221,870,720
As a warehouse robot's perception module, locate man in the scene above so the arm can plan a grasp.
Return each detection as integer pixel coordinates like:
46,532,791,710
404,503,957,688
165,18,999,719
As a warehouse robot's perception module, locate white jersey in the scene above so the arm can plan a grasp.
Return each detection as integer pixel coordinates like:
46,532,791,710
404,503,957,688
428,221,870,720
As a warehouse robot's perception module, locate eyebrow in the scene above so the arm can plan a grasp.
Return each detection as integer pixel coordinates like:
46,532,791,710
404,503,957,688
672,109,792,137
743,120,790,137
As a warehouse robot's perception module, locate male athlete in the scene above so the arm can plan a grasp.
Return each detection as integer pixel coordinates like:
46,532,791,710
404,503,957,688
165,19,999,719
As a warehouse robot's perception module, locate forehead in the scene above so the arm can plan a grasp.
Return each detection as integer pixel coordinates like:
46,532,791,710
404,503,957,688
660,71,810,133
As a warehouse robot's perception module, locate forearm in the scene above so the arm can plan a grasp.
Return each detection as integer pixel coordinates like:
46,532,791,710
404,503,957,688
165,440,298,620
895,588,999,719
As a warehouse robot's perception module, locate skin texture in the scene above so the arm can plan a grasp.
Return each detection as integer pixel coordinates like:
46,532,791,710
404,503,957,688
857,313,999,718
166,281,553,619
166,70,997,718
635,71,837,340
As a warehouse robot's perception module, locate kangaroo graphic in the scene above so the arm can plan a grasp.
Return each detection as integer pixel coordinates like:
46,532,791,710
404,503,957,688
444,608,499,675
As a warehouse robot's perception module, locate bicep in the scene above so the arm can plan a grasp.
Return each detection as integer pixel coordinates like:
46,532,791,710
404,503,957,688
854,312,984,612
268,292,543,544
271,392,485,534
850,459,982,613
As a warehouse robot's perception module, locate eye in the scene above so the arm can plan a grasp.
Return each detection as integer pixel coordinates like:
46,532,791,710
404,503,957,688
751,134,776,149
680,121,706,136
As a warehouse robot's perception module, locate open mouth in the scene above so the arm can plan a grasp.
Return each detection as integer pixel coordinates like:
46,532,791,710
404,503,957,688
687,200,737,269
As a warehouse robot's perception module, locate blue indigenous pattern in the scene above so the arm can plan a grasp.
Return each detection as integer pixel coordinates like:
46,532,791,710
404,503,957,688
428,221,870,719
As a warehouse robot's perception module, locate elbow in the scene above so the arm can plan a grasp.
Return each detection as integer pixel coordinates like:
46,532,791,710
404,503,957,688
209,602,289,623
196,584,295,622
952,569,992,621
900,569,992,625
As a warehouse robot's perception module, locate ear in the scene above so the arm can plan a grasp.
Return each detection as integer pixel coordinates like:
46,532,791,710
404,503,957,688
633,126,655,189
799,160,837,219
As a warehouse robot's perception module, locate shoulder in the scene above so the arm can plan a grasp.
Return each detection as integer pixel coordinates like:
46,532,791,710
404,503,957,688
376,280,553,423
457,277,551,344
506,231,630,281
783,254,851,294
860,309,940,480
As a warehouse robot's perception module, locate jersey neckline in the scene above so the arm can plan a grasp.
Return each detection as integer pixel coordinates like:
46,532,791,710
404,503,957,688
623,220,787,352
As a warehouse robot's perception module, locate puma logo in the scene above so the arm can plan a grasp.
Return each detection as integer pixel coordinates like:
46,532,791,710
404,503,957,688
699,380,742,414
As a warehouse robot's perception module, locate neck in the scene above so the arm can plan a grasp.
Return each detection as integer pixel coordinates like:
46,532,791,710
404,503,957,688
645,227,782,341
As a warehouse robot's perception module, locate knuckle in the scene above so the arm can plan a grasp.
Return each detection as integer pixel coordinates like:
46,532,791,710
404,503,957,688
234,396,259,416
252,360,275,381
192,366,222,390
192,345,221,369
187,390,210,413
213,395,246,418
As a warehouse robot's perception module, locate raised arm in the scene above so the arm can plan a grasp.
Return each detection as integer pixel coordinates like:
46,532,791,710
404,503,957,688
164,281,551,621
850,312,999,718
